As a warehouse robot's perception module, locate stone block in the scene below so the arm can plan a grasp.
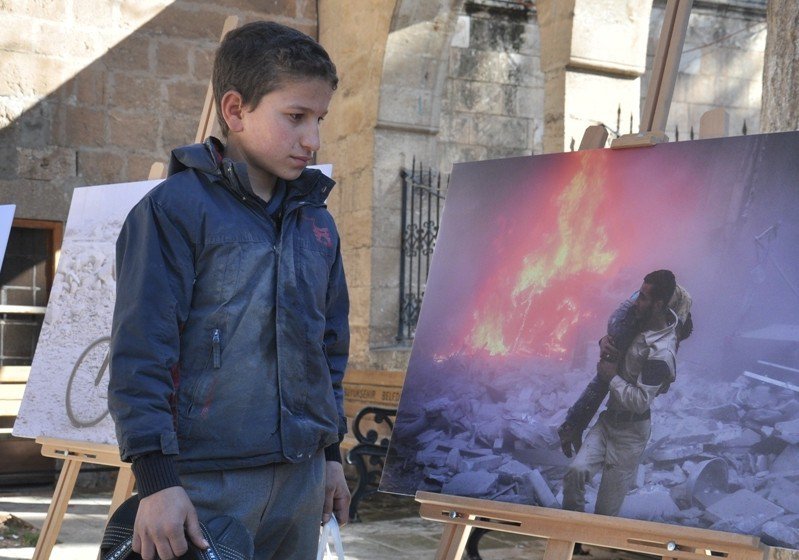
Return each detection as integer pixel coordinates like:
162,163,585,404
443,471,498,497
772,445,799,472
497,459,532,480
72,0,115,25
761,521,799,549
766,479,799,514
650,443,705,463
776,419,799,445
17,147,76,181
523,469,558,507
706,489,784,525
109,74,164,112
65,105,107,148
0,51,70,98
147,6,235,41
128,153,168,182
713,427,761,447
105,37,152,73
716,77,754,109
10,102,54,147
9,0,69,21
77,149,126,185
679,52,701,76
155,40,192,79
107,109,160,149
0,178,71,222
621,485,680,521
74,64,109,106
165,80,206,118
452,81,504,115
191,46,215,82
472,114,529,149
342,208,373,250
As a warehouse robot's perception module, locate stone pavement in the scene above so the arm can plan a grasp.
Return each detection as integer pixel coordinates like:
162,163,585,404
0,485,548,560
0,485,646,560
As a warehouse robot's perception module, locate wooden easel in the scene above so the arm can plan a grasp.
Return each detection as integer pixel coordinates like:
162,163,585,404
417,0,766,558
417,492,769,560
28,15,239,560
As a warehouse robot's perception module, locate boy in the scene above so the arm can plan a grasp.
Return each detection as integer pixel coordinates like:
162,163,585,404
108,21,350,560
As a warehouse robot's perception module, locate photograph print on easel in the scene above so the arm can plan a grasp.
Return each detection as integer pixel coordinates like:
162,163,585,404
381,131,799,549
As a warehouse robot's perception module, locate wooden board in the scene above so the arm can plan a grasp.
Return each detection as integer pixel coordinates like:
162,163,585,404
343,369,404,418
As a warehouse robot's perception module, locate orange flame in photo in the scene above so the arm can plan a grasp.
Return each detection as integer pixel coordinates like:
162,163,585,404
466,152,618,358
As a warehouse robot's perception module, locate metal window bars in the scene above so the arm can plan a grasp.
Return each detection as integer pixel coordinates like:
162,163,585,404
397,159,447,343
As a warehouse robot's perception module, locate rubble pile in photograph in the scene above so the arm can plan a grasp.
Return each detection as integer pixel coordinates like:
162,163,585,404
384,355,799,548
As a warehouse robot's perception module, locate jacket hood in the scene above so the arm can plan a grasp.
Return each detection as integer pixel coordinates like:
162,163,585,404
167,137,335,205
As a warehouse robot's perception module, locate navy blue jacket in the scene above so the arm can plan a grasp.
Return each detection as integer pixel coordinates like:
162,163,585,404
109,138,349,477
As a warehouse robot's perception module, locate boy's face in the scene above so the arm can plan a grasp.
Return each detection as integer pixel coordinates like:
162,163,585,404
223,77,334,196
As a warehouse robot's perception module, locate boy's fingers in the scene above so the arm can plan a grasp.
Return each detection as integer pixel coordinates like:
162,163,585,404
333,493,350,525
185,508,209,550
155,535,182,560
322,489,334,523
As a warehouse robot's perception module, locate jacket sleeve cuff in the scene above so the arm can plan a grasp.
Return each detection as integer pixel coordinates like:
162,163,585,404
131,453,181,498
324,442,342,463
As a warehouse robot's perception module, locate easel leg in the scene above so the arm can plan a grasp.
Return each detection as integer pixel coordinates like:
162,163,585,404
544,539,576,560
32,457,81,560
108,467,135,520
436,523,473,560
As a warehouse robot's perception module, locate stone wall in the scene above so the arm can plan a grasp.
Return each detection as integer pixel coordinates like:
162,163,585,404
0,1,317,221
643,0,766,140
438,2,544,170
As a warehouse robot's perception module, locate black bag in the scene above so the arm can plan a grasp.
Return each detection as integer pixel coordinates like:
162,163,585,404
100,495,254,560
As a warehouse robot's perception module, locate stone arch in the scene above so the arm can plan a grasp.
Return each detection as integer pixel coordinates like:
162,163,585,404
319,0,464,368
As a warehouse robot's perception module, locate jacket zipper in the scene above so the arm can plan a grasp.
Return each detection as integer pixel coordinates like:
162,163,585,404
212,328,221,369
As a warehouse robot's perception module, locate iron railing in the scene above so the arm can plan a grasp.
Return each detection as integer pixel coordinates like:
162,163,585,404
397,159,446,342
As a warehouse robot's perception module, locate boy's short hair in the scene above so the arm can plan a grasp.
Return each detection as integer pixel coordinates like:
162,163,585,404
644,269,676,306
212,21,339,136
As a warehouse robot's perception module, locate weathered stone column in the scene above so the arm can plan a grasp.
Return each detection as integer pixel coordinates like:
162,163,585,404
760,0,799,132
537,0,653,152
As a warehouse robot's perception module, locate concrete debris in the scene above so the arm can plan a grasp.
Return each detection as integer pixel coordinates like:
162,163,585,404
743,408,784,425
461,454,504,472
761,521,799,549
772,445,799,472
766,479,799,514
706,489,784,524
689,404,740,422
650,443,705,463
712,427,761,447
497,459,533,480
442,471,498,497
522,469,558,508
620,485,680,521
388,358,799,549
775,419,799,445
648,464,686,487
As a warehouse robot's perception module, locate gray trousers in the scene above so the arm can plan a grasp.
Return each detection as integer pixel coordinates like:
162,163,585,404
182,451,326,560
561,411,650,516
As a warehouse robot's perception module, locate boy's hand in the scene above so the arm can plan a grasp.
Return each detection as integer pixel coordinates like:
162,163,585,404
323,460,351,526
597,359,617,383
599,335,619,363
133,486,208,560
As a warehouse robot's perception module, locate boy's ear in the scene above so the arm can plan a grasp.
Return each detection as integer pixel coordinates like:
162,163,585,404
220,90,247,133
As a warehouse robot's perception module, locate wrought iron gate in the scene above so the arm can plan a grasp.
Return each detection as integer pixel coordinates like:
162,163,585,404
397,158,446,342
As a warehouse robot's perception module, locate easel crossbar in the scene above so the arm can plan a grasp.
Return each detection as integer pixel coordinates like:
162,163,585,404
37,437,127,467
416,492,768,560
